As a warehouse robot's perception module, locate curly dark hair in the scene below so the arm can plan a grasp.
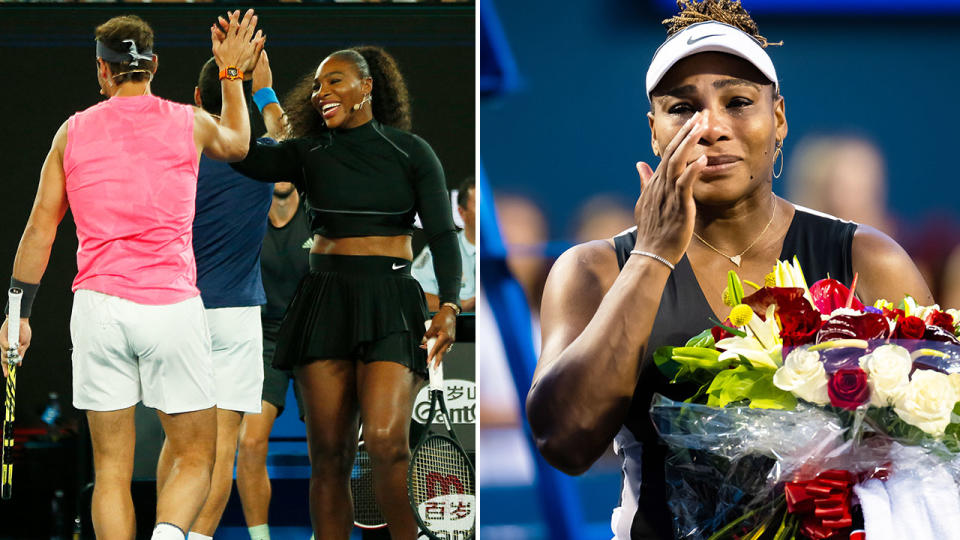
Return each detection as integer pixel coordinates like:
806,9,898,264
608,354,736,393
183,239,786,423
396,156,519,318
663,0,781,48
94,15,156,84
283,45,412,138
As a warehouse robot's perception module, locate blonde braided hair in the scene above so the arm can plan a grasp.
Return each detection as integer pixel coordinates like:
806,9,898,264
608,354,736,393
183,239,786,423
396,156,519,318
663,0,781,48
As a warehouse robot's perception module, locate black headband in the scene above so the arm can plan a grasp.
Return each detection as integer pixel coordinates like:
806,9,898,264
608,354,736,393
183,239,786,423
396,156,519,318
96,39,153,66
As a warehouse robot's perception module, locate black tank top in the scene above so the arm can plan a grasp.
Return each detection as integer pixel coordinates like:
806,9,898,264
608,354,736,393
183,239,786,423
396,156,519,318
260,203,312,325
610,207,858,539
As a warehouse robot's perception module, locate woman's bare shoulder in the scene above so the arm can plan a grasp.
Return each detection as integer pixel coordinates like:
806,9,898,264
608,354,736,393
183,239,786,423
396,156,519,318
541,239,622,318
852,224,934,305
551,240,620,283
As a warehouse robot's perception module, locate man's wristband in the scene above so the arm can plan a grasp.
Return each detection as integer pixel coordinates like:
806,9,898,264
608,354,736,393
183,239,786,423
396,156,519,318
4,278,38,318
253,87,279,113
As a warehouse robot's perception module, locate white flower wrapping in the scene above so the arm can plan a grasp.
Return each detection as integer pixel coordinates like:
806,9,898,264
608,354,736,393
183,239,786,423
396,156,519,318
859,344,912,407
772,347,830,405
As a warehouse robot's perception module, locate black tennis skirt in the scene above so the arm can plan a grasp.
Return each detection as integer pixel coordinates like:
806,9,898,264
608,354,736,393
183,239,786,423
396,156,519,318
272,254,429,377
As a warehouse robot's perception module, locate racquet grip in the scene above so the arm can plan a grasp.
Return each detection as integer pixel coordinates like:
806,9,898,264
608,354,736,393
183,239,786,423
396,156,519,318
424,321,443,391
7,289,21,354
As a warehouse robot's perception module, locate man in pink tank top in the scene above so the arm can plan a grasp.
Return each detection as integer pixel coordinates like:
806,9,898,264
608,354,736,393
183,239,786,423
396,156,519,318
0,11,264,540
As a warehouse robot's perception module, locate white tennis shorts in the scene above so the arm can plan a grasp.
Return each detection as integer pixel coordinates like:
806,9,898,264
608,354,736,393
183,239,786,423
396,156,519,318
71,289,215,414
205,306,263,413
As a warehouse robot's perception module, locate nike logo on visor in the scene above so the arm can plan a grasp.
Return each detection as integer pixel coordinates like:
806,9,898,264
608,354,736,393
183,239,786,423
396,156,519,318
392,263,407,270
687,34,722,45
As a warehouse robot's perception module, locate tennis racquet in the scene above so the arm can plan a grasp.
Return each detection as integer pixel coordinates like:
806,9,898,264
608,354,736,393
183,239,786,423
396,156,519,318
407,322,475,540
352,425,387,529
3,287,23,500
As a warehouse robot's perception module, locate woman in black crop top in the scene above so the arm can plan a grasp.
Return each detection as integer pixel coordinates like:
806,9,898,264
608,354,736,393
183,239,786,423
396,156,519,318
526,2,934,539
232,46,461,538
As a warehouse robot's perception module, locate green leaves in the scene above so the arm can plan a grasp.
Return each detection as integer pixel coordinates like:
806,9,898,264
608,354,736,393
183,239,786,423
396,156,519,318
685,329,715,349
747,376,798,410
656,326,794,410
706,365,797,410
728,270,745,305
654,344,733,384
654,346,682,381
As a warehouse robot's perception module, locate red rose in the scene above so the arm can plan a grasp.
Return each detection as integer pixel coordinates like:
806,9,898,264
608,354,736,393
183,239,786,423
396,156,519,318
894,316,926,339
827,368,870,410
925,310,956,333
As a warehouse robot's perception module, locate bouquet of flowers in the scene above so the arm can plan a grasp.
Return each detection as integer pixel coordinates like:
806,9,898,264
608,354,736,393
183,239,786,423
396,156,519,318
652,258,960,540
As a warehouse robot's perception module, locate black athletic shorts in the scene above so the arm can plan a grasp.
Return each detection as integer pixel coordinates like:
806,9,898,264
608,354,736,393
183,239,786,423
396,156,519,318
272,254,429,377
261,319,304,419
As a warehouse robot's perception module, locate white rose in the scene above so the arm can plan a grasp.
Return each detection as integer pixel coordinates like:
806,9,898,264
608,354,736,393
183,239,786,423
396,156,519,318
894,370,960,436
773,347,830,405
951,373,960,397
946,308,960,327
859,344,912,407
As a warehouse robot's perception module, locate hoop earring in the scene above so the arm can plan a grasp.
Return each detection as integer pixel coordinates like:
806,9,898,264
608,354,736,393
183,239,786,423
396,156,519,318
772,140,784,179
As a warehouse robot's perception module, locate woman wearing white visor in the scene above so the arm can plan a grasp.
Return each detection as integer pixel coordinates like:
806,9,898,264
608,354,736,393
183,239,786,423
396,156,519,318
526,1,932,538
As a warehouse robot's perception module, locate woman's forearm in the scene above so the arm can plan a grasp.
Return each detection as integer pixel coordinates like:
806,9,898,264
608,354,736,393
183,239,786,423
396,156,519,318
230,138,301,184
527,254,671,474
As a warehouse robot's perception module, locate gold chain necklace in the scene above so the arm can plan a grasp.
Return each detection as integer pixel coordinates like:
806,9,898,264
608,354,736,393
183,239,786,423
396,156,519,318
692,197,777,267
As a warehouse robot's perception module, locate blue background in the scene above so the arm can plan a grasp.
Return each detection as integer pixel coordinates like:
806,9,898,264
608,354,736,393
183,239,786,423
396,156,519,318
482,2,960,241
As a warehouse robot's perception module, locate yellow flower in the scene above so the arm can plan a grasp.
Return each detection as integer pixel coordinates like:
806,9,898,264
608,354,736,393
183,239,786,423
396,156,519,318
729,304,754,327
722,286,736,308
874,299,894,311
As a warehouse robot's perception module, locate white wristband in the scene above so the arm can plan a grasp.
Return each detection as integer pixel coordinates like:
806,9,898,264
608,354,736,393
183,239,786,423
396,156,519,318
630,249,675,271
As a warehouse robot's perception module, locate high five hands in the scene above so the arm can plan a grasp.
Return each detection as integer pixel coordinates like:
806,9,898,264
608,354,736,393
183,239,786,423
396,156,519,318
210,9,266,74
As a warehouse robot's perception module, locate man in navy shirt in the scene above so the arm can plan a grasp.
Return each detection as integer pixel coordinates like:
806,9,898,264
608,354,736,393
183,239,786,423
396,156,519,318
161,56,274,540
